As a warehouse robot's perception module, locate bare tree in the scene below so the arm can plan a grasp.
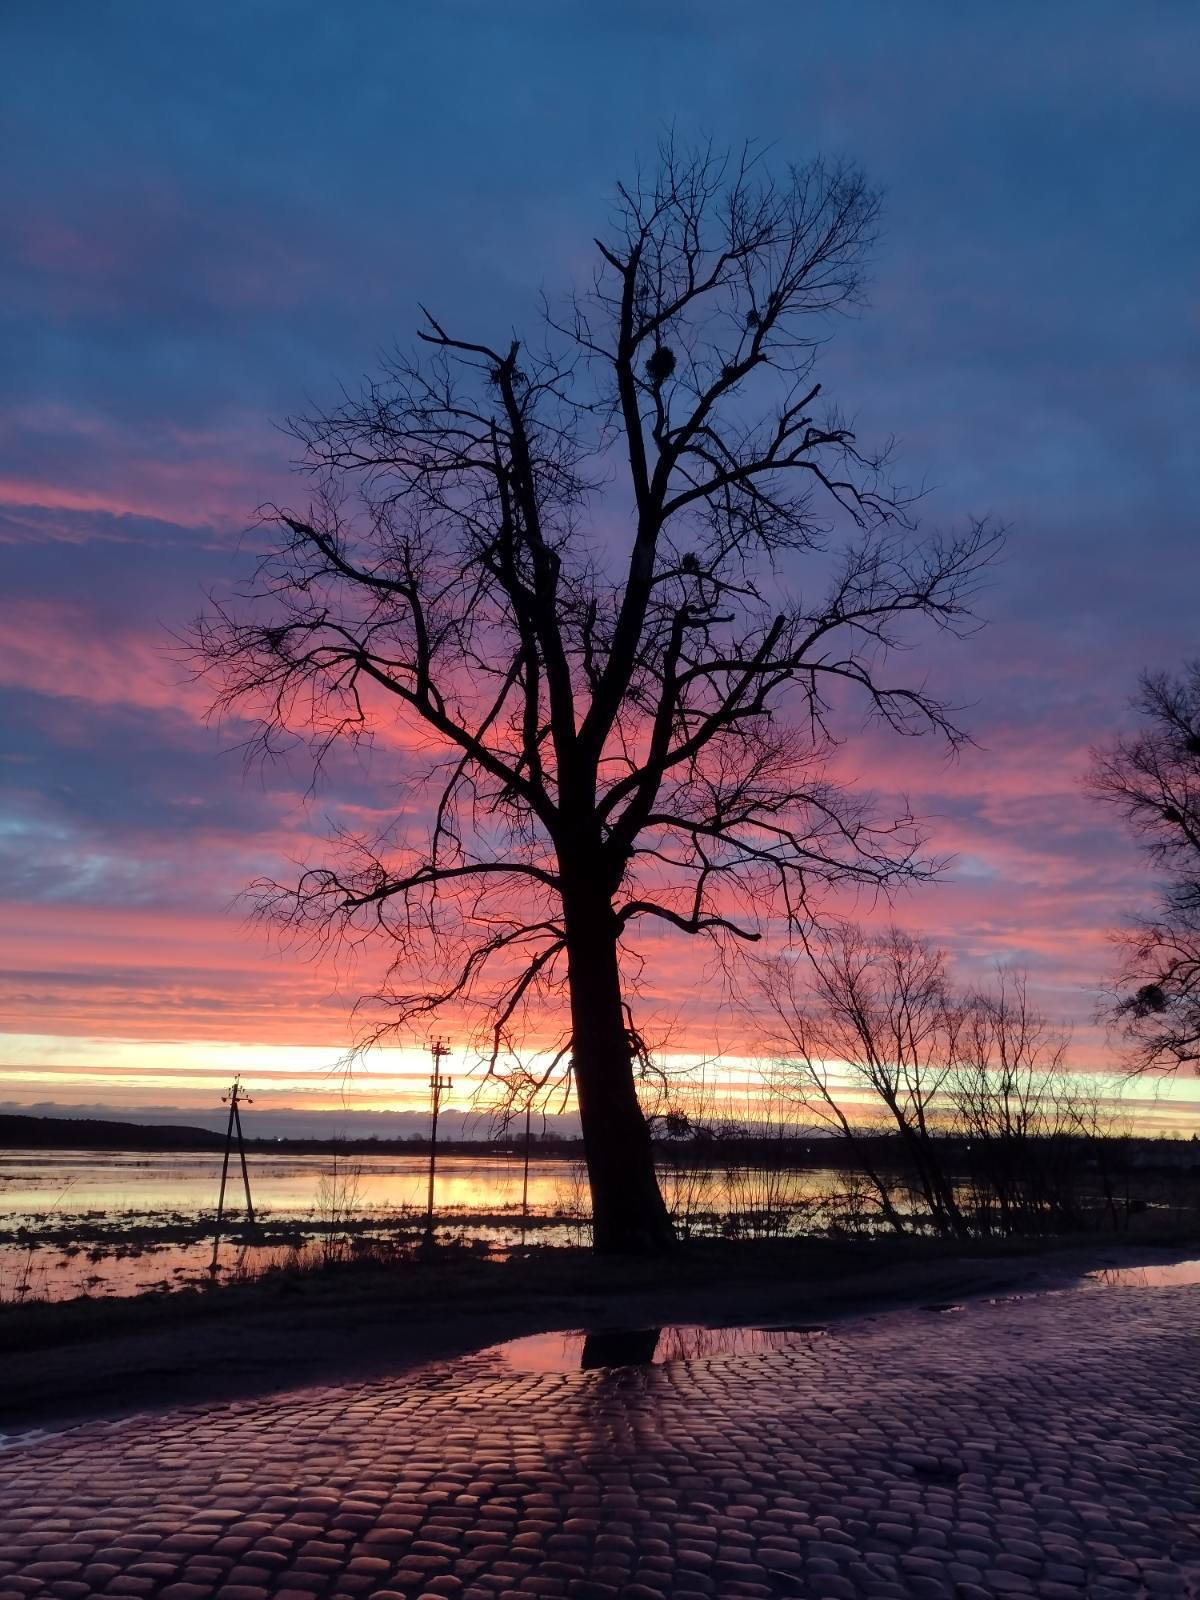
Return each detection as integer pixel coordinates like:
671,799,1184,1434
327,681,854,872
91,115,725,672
194,139,998,1253
1087,663,1200,1073
763,926,968,1235
767,939,1126,1238
948,971,1076,1233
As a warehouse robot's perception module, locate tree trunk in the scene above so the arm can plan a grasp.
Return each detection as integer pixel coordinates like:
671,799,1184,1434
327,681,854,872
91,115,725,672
563,877,676,1253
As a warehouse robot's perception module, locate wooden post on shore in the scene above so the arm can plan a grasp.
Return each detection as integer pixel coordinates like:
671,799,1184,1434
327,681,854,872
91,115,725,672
210,1078,255,1273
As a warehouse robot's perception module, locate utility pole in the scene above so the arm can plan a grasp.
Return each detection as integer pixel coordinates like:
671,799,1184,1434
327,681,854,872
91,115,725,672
210,1077,254,1272
520,1097,533,1243
423,1039,452,1252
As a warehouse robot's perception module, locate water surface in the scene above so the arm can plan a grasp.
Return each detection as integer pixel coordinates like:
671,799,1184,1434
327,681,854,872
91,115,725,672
0,1147,854,1301
486,1323,828,1371
1084,1258,1200,1288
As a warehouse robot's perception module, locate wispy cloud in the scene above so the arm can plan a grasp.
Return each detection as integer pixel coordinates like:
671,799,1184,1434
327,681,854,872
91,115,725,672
1,1,1197,1123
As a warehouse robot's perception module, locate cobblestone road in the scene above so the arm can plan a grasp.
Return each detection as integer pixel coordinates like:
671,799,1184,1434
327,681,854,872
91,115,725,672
1,1284,1197,1600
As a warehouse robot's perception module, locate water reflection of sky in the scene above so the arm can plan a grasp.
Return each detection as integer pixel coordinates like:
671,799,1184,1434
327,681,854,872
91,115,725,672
1084,1260,1200,1289
0,1150,581,1216
487,1324,829,1372
0,1150,856,1301
0,1150,852,1218
10,1151,1195,1307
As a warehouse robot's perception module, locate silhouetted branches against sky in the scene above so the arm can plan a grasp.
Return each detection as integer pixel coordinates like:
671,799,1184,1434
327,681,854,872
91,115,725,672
1088,662,1200,1073
192,137,1000,1073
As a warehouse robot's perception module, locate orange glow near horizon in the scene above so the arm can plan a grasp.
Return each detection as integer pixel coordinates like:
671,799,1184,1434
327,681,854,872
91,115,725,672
3,1031,1198,1137
0,379,1192,1137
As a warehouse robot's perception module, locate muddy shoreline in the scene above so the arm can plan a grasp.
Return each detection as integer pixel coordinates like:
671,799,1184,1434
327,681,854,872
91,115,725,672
3,1228,1196,1435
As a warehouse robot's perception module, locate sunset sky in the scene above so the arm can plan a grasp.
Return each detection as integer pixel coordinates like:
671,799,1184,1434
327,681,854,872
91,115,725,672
2,4,1198,1134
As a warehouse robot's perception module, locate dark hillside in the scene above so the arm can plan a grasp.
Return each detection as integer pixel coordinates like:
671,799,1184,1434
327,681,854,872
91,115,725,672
0,1113,227,1153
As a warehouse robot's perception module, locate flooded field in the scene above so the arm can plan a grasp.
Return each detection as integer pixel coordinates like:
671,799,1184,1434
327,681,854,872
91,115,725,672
4,1147,1193,1304
0,1147,577,1218
0,1148,853,1301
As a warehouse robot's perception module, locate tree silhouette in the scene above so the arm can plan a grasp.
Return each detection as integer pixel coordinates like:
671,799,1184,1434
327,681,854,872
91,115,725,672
761,926,967,1236
1088,662,1200,1073
195,140,998,1252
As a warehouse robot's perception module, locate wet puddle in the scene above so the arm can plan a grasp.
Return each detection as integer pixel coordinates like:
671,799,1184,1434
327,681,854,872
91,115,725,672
486,1322,826,1372
1083,1258,1200,1288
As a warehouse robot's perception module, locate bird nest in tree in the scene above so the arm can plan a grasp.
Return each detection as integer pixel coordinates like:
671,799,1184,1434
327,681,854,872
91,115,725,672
645,345,677,385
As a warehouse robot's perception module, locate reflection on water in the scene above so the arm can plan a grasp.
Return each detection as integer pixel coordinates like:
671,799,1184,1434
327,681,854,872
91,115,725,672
1085,1258,1200,1288
0,1147,866,1302
0,1149,592,1301
488,1322,826,1372
0,1148,856,1221
580,1329,663,1368
0,1150,580,1216
0,1224,569,1304
5,1148,1200,1308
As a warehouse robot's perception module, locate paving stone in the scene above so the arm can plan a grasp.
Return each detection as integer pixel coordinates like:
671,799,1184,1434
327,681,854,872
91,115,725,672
0,1285,1196,1600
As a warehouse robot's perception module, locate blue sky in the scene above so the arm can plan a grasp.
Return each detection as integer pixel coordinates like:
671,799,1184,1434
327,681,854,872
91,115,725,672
1,2,1198,1127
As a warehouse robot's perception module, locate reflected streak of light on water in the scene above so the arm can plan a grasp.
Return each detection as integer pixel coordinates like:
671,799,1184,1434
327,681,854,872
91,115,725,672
1084,1259,1200,1288
0,1150,589,1215
0,1150,854,1217
0,1148,860,1301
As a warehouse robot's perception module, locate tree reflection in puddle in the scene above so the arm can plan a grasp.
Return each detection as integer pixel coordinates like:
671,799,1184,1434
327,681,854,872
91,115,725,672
580,1328,661,1367
488,1322,826,1372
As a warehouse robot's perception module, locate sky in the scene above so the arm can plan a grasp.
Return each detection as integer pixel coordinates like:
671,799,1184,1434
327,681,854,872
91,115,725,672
1,2,1198,1134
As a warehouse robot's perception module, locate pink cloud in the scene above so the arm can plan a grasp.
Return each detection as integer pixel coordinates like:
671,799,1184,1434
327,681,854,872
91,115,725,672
0,597,211,717
0,903,372,1045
